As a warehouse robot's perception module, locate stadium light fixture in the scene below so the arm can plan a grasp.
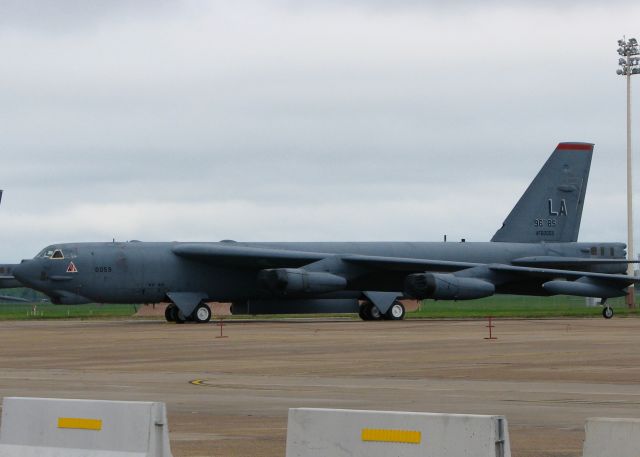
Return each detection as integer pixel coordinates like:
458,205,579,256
617,36,640,308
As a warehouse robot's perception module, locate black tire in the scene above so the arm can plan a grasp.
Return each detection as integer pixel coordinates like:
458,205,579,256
359,302,374,321
165,304,176,322
385,301,406,320
369,304,383,320
171,307,186,324
192,303,212,323
603,306,614,319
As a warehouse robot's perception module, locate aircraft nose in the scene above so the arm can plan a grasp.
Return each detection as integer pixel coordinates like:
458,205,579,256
12,259,43,287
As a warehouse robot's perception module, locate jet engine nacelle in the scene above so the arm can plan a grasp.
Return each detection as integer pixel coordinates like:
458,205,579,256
258,268,347,295
404,272,495,300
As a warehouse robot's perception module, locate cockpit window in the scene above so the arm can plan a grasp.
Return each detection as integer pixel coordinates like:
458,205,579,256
35,246,76,259
36,248,63,259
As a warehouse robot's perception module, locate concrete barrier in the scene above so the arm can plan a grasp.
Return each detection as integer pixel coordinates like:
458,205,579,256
583,417,640,457
0,397,173,457
286,408,511,457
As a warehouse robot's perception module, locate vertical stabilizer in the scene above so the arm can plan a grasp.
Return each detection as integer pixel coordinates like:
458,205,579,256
491,142,593,243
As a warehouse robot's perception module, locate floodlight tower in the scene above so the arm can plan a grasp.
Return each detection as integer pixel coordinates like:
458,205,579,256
617,37,640,308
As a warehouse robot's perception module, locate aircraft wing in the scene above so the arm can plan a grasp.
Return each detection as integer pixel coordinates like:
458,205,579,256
346,257,639,288
172,244,326,268
347,257,639,287
486,264,638,286
172,244,480,271
345,258,638,300
341,254,480,272
173,244,638,282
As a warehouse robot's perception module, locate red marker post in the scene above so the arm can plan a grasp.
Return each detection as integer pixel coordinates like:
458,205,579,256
484,316,497,340
216,317,228,339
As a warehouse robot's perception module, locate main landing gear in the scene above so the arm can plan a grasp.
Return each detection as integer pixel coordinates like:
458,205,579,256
165,302,212,324
359,300,406,321
600,299,614,319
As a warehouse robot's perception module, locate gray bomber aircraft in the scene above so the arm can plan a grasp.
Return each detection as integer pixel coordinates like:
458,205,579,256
6,142,639,323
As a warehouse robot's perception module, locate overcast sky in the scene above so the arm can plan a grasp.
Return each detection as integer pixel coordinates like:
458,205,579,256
0,0,639,262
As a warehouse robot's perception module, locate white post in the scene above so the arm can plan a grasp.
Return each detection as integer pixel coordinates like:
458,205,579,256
626,70,635,308
618,37,638,308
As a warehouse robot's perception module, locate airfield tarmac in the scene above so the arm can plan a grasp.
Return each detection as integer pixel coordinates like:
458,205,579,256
0,317,639,457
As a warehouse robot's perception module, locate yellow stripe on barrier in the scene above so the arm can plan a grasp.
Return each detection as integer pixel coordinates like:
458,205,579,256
57,417,102,431
361,428,421,444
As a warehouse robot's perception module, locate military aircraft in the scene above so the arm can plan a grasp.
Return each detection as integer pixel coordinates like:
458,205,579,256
7,143,639,323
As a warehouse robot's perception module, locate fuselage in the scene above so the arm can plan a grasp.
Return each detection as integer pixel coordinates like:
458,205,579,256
12,240,627,305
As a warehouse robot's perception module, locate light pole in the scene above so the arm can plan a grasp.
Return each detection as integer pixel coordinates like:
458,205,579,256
617,37,640,308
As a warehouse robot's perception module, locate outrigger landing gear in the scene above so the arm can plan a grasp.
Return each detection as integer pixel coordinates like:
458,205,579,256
601,299,614,319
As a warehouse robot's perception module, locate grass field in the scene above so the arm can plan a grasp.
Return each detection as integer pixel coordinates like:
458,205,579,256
411,295,638,318
0,302,139,320
0,295,637,320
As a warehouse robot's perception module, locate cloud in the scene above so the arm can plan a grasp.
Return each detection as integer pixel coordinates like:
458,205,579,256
0,1,638,261
0,0,181,33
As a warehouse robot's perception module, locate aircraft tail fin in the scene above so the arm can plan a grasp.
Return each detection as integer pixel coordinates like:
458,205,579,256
491,142,593,243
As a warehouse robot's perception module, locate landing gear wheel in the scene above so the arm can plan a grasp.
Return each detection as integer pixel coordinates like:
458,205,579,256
165,304,176,322
192,303,212,323
385,301,406,320
169,306,186,324
359,301,382,321
369,304,382,320
358,305,370,321
603,306,614,319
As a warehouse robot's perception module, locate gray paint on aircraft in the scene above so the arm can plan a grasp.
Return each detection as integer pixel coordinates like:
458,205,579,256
492,143,592,243
7,143,639,322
